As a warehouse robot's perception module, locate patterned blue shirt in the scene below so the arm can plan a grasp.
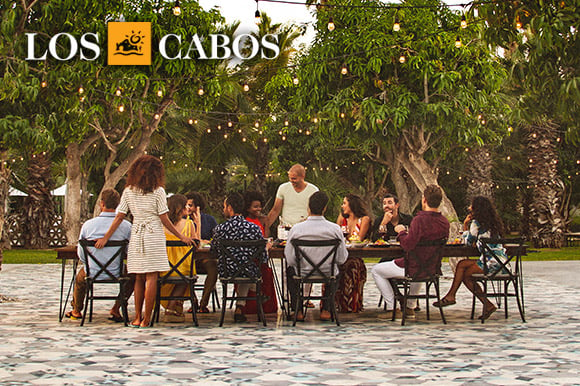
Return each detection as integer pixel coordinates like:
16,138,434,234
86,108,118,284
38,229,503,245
211,215,266,278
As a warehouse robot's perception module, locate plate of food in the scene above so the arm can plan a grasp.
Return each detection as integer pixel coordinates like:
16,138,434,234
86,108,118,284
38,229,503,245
369,239,390,248
348,241,368,248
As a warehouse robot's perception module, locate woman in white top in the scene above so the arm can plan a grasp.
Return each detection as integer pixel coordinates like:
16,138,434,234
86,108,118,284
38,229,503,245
96,155,193,328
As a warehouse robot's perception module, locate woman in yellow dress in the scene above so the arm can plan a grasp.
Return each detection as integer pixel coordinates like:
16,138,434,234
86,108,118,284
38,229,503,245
161,194,200,322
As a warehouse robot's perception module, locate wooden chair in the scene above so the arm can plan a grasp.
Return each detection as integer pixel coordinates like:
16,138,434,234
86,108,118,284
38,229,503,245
470,238,526,323
215,239,268,327
389,238,447,326
152,240,199,326
78,239,130,326
289,238,342,326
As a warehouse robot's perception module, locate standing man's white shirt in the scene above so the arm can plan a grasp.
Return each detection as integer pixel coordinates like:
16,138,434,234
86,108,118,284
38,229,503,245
276,181,319,226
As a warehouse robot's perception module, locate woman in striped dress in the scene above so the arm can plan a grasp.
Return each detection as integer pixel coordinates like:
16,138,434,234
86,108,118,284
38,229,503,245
96,155,194,328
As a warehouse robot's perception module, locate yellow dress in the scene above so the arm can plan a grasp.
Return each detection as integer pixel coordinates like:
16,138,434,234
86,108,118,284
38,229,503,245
160,219,196,310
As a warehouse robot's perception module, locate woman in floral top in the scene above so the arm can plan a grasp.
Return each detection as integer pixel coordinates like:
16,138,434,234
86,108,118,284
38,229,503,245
433,196,506,320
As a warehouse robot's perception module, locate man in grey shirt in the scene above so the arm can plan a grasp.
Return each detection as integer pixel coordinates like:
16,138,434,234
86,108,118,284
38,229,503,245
284,191,348,321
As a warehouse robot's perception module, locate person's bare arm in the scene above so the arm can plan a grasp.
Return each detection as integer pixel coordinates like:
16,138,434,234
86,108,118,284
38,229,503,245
336,213,345,226
160,213,194,245
95,213,127,248
357,216,372,241
266,198,283,226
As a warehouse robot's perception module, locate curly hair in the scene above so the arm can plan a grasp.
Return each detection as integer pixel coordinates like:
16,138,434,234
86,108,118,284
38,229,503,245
167,194,187,224
345,194,368,219
470,196,504,237
243,191,264,217
125,155,165,193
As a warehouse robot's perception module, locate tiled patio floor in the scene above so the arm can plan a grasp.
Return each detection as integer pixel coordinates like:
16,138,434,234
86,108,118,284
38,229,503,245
1,261,579,384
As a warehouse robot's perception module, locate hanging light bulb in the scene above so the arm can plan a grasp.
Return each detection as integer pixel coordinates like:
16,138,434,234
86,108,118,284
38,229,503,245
313,117,318,123
118,105,125,112
340,112,346,119
78,85,84,94
243,83,250,92
460,14,467,29
40,80,48,88
399,53,406,63
156,89,163,97
254,9,261,24
197,87,204,96
293,76,299,85
341,64,348,75
455,36,462,48
115,87,122,96
393,11,400,32
327,17,335,31
254,122,260,128
188,118,194,125
154,113,160,120
79,95,86,102
207,128,211,133
284,119,289,126
172,0,181,16
515,16,522,29
228,121,233,127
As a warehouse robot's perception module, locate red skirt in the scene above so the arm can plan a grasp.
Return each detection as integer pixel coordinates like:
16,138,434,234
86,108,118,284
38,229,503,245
335,256,367,312
241,263,278,314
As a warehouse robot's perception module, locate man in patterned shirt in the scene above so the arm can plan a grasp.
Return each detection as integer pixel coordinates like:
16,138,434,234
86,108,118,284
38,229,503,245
211,192,267,322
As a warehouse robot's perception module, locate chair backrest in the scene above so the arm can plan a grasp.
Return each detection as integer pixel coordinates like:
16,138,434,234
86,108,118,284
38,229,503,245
404,238,447,280
479,237,524,277
79,239,128,282
160,240,200,282
214,239,267,279
291,238,341,280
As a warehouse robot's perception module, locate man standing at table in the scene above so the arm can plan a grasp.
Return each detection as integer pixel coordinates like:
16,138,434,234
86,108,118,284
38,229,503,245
371,185,449,320
66,189,132,321
266,164,319,228
284,191,348,321
371,193,413,241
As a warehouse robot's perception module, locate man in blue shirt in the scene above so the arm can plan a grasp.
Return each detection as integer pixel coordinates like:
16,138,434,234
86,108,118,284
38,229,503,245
66,189,132,321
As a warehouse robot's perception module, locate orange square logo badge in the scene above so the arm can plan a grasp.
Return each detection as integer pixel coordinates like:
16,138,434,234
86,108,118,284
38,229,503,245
108,22,151,65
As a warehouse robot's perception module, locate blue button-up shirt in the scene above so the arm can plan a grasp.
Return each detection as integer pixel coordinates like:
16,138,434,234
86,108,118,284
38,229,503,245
77,211,132,279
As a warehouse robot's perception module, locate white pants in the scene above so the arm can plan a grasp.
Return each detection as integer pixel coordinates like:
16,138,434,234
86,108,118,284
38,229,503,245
371,261,420,309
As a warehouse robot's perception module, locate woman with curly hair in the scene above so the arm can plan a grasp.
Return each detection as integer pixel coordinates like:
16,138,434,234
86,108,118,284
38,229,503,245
334,194,371,313
96,155,194,328
433,195,507,320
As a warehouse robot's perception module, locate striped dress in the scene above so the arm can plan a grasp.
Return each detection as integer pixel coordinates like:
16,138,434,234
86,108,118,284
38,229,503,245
117,186,170,274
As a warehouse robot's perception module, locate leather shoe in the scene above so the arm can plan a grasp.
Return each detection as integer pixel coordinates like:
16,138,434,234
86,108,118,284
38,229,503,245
319,310,332,321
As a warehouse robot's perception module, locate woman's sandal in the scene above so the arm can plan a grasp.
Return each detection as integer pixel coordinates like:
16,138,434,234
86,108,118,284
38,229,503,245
65,311,82,320
433,298,456,308
479,305,497,320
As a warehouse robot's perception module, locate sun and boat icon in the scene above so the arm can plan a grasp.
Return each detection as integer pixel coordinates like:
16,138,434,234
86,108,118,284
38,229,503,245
113,30,145,56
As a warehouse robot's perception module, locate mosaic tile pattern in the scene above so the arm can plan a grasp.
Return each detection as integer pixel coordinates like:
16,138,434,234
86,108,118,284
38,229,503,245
1,261,579,384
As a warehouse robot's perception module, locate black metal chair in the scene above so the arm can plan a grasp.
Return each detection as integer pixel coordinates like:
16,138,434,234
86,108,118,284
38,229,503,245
215,239,268,327
470,237,526,323
152,240,200,327
389,238,447,326
78,239,130,326
289,238,342,326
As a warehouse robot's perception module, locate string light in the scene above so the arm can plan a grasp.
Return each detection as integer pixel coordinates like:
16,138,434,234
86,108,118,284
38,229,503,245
393,11,400,32
515,17,522,30
78,85,84,94
455,36,462,48
197,87,204,96
118,105,124,112
340,112,345,118
154,113,160,120
207,128,211,133
172,0,181,16
79,95,85,102
254,122,260,128
460,14,467,29
40,80,47,88
228,121,233,127
188,118,194,124
157,89,163,97
340,64,348,75
243,83,250,92
327,17,335,31
398,53,406,63
284,119,289,126
115,87,122,96
293,76,299,85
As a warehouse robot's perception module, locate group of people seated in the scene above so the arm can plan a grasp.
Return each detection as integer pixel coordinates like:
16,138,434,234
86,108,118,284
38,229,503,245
66,155,509,326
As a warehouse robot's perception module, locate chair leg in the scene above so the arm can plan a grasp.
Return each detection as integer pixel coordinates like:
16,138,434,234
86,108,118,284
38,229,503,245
80,284,90,326
434,278,446,324
256,281,267,327
515,277,526,323
293,282,303,326
331,282,340,326
190,282,199,327
504,281,509,319
400,285,408,326
425,282,431,321
219,283,227,327
481,281,488,324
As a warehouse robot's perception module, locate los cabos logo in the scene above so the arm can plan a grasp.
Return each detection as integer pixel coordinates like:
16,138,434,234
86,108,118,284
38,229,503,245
25,22,280,64
108,22,151,65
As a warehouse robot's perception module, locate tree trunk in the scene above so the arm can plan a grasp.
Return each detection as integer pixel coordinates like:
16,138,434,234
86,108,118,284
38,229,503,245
465,146,494,201
526,119,566,248
252,140,269,194
0,150,11,271
21,152,56,249
398,150,461,236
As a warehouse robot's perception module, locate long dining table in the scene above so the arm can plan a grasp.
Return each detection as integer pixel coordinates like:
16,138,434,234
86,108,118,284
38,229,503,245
57,242,526,321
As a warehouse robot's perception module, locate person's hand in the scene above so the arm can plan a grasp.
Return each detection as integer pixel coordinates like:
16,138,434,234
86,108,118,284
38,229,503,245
463,213,473,230
180,236,194,246
394,224,406,234
94,238,107,249
266,238,274,250
382,211,393,224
